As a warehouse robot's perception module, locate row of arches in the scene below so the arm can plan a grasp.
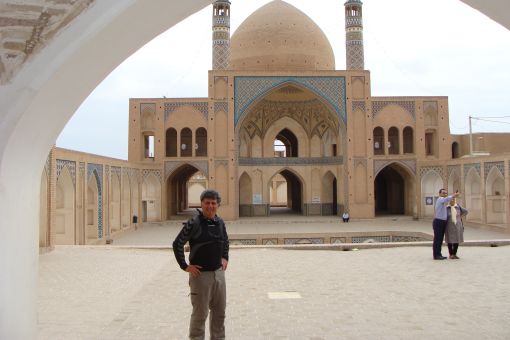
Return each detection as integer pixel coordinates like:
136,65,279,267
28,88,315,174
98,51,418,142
166,127,207,157
240,117,341,158
421,166,506,224
238,168,338,216
373,126,414,155
42,165,165,245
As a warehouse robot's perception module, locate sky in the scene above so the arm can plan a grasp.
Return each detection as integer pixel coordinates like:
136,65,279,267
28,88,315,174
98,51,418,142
56,0,510,160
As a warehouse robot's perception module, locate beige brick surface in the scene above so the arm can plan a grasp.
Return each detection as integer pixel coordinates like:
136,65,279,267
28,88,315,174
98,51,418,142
39,244,510,339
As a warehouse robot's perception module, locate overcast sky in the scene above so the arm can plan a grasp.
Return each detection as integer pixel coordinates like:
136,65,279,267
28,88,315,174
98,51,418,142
56,0,510,160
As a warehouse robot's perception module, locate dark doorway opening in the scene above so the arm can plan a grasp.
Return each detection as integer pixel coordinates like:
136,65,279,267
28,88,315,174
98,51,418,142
269,169,303,215
374,166,405,215
167,164,199,219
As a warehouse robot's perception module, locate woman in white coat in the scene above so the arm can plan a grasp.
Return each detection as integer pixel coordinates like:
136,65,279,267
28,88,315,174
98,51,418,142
445,198,468,259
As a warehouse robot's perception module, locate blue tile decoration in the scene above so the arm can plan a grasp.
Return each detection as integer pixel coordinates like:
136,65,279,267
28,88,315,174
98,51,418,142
484,161,504,178
234,76,346,126
420,166,443,179
372,100,416,120
56,159,76,187
87,163,103,239
214,101,228,114
463,163,481,180
352,101,366,113
164,102,209,121
239,157,343,166
142,169,162,182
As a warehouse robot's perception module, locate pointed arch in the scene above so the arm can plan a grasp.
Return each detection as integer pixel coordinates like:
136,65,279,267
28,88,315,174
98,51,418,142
322,171,338,215
448,168,461,195
195,127,207,157
373,127,384,155
121,174,131,229
180,128,192,157
142,174,161,222
166,164,199,218
109,173,121,233
465,168,481,222
421,170,443,218
375,163,415,216
55,166,75,245
165,128,177,157
267,167,305,215
486,167,506,224
263,117,309,158
403,127,414,154
86,170,102,241
388,127,399,155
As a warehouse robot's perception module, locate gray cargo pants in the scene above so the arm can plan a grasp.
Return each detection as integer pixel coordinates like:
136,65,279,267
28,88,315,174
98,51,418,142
189,269,226,340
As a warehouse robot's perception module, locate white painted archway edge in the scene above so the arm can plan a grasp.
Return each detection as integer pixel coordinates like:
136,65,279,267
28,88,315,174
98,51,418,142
0,1,211,339
0,0,507,338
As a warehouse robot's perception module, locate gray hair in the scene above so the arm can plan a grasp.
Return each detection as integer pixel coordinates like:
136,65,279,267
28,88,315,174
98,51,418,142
200,189,222,204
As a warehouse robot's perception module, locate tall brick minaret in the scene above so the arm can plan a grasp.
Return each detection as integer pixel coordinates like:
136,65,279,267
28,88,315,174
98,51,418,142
345,0,365,70
212,0,231,70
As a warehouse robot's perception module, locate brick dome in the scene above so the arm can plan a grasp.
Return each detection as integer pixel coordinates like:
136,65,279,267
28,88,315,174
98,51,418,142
230,0,335,71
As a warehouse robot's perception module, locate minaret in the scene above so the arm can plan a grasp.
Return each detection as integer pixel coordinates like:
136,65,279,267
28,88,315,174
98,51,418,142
212,0,231,70
344,0,365,70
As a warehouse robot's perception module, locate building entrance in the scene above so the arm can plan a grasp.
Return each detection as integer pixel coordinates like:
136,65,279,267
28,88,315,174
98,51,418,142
374,166,405,215
166,164,201,218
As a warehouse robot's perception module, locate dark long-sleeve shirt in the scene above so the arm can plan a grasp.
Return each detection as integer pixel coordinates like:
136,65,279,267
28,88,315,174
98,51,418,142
172,213,229,271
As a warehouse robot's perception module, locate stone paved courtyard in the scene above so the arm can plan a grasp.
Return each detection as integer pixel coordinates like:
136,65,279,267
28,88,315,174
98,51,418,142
38,219,510,339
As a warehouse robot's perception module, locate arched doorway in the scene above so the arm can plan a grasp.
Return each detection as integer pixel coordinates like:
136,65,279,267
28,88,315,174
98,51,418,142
322,171,338,215
275,128,298,157
166,164,202,218
375,163,415,216
269,169,303,215
421,170,444,218
56,167,76,245
452,142,460,159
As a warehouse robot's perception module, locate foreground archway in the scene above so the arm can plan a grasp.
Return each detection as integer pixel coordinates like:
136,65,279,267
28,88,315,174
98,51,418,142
0,2,211,338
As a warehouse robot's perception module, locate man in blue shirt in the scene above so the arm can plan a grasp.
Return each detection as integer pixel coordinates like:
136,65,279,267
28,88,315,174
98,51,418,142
433,189,460,260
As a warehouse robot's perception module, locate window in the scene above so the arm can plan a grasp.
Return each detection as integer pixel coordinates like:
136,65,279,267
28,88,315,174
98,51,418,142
403,127,414,154
195,128,207,157
180,128,192,157
373,127,384,155
144,135,154,158
166,128,177,157
388,127,399,155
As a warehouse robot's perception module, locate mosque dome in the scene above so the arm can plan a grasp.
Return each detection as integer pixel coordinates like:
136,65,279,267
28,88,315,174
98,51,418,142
230,0,335,71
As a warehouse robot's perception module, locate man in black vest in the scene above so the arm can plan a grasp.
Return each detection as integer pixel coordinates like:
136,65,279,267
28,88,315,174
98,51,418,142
173,189,229,340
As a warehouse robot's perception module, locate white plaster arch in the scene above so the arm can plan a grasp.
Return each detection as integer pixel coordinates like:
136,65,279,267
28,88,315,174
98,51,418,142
0,2,211,337
0,1,508,337
121,174,131,229
465,168,482,221
142,174,161,222
485,167,506,224
55,166,76,245
421,170,444,218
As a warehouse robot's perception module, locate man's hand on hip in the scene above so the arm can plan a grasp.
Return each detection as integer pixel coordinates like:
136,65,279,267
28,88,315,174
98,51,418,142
221,258,228,271
186,264,202,277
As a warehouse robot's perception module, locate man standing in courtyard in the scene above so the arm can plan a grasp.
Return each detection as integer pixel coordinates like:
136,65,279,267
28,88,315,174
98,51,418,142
432,189,460,260
173,189,229,340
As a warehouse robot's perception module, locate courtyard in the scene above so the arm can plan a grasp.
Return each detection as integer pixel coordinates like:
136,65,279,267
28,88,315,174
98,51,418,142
38,218,510,339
